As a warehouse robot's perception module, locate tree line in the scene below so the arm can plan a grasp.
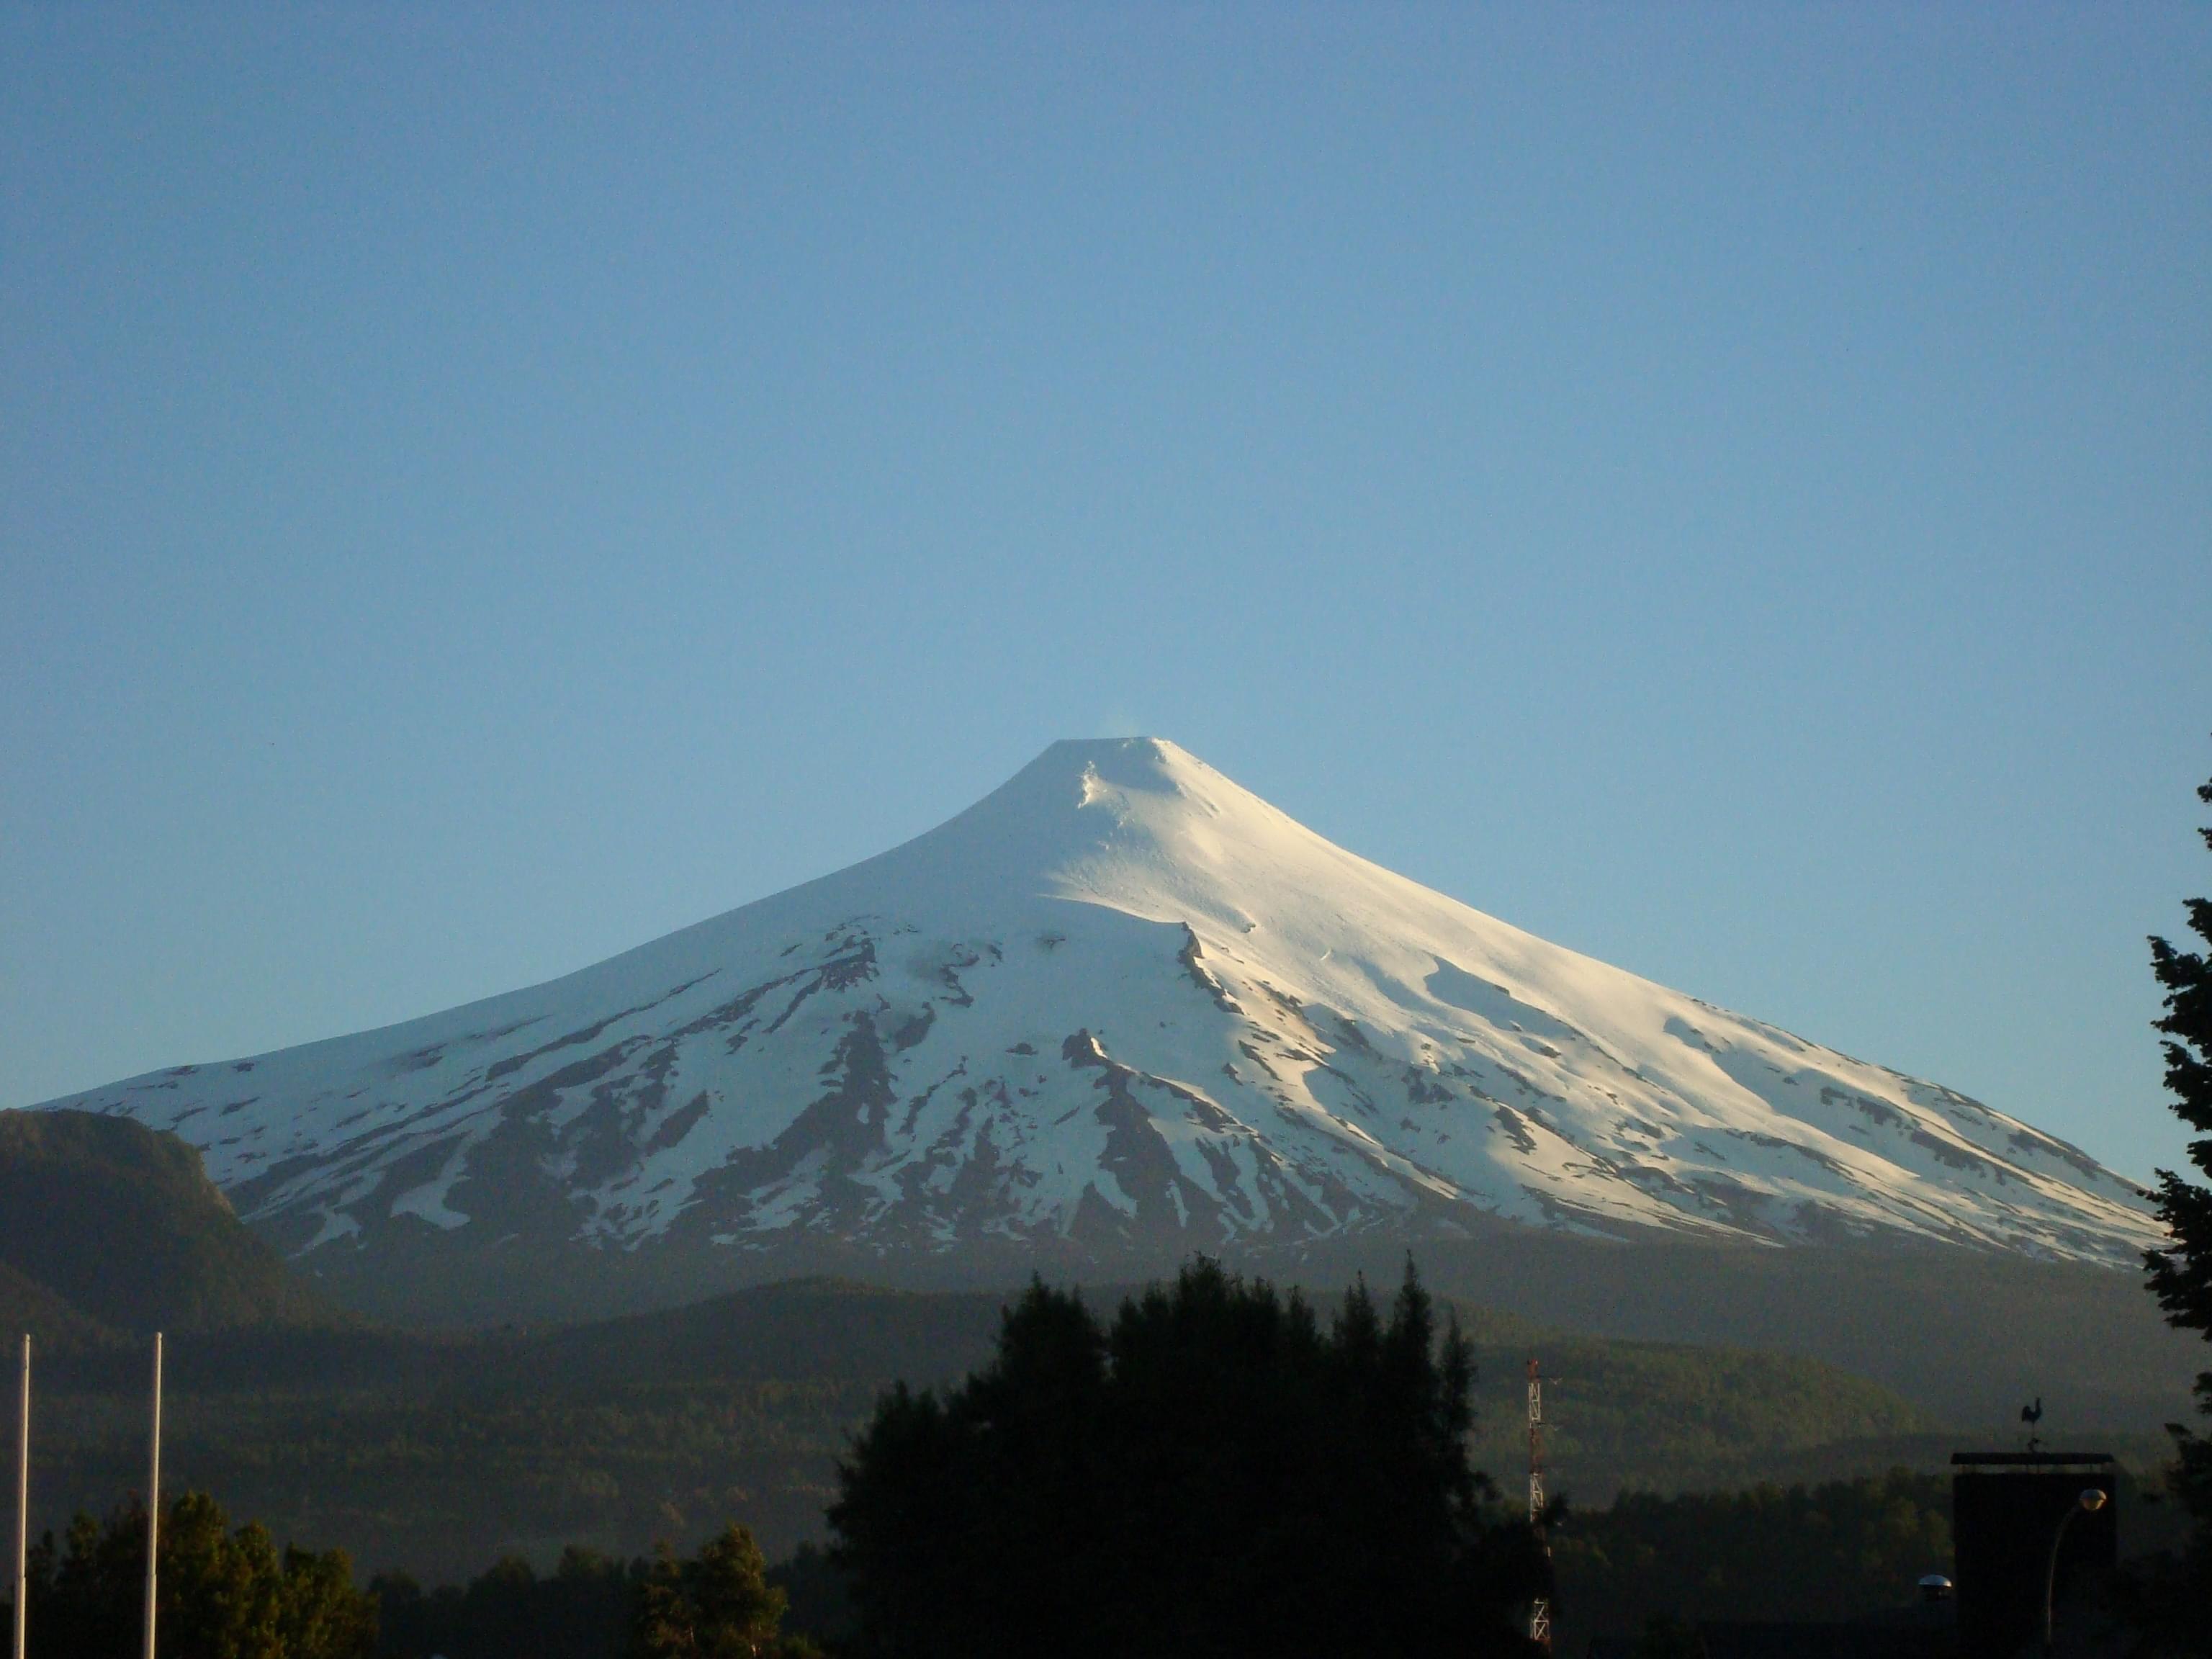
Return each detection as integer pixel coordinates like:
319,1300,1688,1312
7,1491,372,1659
0,1493,808,1659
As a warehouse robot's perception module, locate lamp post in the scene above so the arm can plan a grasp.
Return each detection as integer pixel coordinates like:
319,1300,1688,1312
2041,1486,2107,1656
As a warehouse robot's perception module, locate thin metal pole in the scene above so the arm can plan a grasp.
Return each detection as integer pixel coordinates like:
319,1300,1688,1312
1528,1357,1550,1652
12,1334,27,1659
143,1333,161,1659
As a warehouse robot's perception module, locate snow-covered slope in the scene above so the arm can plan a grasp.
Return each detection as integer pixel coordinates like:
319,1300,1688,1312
33,739,2159,1277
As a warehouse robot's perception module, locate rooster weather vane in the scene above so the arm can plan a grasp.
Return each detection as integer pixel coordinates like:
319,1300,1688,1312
2020,1395,2044,1453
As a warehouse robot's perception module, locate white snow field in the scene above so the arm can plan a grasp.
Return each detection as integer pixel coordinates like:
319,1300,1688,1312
35,739,2160,1274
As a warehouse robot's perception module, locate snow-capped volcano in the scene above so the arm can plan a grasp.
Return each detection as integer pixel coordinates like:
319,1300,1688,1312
34,739,2159,1284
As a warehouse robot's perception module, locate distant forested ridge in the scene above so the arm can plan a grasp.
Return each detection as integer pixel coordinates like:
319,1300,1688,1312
9,1274,2033,1585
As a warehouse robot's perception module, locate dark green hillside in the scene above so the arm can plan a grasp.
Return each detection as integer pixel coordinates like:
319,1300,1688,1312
0,1259,114,1352
0,1108,343,1334
498,1276,1007,1392
295,1216,2196,1440
1254,1231,2202,1433
17,1276,1984,1586
1460,1328,1931,1498
18,1279,1011,1582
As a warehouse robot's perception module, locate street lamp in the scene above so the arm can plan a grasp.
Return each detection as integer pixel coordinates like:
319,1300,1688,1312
2041,1486,2107,1656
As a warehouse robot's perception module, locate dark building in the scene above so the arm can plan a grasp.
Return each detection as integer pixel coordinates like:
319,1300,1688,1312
1951,1452,2116,1659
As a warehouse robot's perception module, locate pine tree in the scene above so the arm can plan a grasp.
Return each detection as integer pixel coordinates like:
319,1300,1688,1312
830,1259,1548,1659
2146,763,2212,1336
2139,757,2212,1650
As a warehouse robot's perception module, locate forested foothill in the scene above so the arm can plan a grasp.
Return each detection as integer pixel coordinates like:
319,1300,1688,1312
13,1258,2116,1588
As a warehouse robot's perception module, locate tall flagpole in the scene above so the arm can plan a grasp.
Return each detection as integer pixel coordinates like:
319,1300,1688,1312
12,1334,27,1659
143,1333,161,1659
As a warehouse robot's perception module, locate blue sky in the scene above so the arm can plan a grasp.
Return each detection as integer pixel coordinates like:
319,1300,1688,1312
4,4,2207,1182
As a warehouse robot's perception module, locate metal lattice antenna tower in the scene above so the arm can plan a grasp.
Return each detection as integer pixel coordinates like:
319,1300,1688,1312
1528,1357,1551,1652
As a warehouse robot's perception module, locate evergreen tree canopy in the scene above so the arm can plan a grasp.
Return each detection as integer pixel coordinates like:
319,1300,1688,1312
11,1490,372,1659
828,1259,1547,1659
634,1522,809,1659
2146,762,2212,1338
2136,754,2212,1651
